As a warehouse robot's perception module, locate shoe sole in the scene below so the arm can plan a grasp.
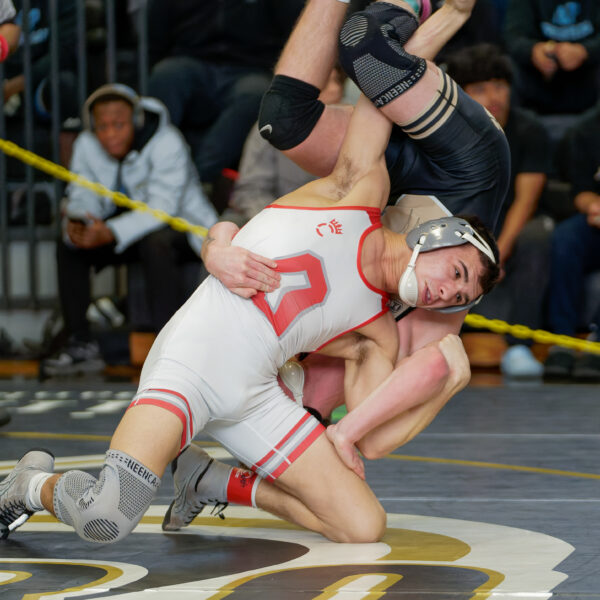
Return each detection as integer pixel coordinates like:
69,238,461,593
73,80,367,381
162,499,206,532
0,448,54,539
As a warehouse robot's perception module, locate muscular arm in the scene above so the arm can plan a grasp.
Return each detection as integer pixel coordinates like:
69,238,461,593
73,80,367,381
328,333,470,469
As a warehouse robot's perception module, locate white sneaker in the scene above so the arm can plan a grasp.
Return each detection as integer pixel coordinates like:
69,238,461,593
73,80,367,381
162,445,229,531
0,449,54,538
500,345,543,379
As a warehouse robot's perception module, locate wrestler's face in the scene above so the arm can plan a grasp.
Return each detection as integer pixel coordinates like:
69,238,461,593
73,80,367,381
464,79,510,128
414,244,485,310
93,100,135,160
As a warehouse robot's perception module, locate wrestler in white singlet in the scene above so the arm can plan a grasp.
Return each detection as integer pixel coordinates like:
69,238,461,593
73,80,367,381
132,204,389,480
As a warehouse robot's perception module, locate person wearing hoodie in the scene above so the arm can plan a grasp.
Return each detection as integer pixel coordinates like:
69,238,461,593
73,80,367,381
41,84,219,377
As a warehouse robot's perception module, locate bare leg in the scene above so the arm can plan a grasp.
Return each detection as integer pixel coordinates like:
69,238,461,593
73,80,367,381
256,433,385,542
39,405,184,516
274,0,474,176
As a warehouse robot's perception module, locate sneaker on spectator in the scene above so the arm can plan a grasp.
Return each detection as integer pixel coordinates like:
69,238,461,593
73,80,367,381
572,352,600,382
41,338,105,377
544,347,576,379
500,344,543,379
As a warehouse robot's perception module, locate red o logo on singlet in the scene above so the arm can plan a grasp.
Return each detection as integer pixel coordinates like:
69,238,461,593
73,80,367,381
252,252,328,337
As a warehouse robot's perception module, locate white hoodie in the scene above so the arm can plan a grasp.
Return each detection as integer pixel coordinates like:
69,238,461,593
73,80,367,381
65,96,218,255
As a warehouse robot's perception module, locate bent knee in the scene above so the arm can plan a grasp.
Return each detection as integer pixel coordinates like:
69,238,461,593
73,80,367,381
336,501,387,543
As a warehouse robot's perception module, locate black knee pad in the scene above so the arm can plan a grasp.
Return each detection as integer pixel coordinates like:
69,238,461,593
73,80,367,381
339,2,426,108
258,75,325,151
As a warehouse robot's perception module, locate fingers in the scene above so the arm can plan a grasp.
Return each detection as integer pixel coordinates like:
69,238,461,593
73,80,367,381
326,424,366,480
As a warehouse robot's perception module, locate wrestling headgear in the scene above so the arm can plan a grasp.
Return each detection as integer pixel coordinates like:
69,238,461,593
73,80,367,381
398,217,496,314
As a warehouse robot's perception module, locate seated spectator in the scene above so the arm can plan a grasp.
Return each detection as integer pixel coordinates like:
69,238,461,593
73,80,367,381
3,0,79,180
504,0,600,115
544,102,600,381
226,66,349,224
41,84,218,377
147,0,304,200
446,44,553,378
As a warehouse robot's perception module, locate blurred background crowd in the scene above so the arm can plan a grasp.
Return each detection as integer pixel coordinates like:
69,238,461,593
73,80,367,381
0,0,599,384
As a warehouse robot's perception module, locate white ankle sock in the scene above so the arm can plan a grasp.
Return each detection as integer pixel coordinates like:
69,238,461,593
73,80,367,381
26,472,53,512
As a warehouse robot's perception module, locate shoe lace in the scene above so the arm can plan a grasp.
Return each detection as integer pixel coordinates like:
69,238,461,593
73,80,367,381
209,502,228,520
0,499,27,529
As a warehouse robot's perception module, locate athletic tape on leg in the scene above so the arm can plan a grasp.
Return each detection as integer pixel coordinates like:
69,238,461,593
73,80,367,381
338,3,425,108
53,450,160,544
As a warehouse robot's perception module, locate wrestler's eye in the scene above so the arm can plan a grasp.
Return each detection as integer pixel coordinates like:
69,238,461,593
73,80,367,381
456,292,462,304
454,268,460,279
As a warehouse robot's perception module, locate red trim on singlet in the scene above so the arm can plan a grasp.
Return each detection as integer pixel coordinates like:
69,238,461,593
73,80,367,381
129,398,189,450
269,423,325,480
130,388,193,450
253,413,325,480
150,388,194,446
313,308,390,352
266,204,382,218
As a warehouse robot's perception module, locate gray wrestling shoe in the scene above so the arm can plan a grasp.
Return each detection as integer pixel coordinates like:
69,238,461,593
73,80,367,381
0,448,54,539
162,445,229,531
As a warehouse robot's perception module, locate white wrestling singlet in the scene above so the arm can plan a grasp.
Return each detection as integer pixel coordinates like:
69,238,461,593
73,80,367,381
133,204,390,479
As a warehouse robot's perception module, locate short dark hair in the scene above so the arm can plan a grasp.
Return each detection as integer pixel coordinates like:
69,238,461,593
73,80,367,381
456,214,500,296
90,94,134,112
444,44,513,88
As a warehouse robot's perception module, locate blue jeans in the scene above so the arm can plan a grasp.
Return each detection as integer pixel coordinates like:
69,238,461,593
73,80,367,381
546,213,600,336
148,56,272,183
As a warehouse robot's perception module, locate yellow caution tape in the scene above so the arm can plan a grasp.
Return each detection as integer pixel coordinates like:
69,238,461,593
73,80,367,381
0,138,208,237
1,138,599,354
464,313,600,355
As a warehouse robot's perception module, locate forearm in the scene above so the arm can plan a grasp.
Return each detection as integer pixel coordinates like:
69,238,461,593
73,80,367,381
275,0,349,89
404,2,472,60
0,23,19,57
200,221,239,268
574,191,600,215
337,343,449,449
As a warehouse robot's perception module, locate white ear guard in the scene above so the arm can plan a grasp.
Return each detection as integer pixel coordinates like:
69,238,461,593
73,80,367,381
398,217,496,313
397,234,425,307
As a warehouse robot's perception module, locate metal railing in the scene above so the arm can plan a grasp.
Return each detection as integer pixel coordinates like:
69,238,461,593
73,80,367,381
0,0,149,310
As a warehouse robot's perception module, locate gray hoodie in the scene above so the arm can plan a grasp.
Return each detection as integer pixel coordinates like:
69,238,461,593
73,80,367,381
65,96,218,255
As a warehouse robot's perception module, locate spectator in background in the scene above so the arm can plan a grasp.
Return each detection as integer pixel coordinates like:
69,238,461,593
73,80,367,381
0,0,20,428
3,0,78,122
2,0,79,181
446,44,553,378
40,84,218,377
147,0,304,208
0,0,20,60
544,102,600,381
226,66,350,224
504,0,600,115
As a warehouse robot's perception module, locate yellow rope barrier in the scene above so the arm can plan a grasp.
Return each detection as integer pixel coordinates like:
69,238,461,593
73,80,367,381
464,314,600,355
1,138,599,355
0,138,208,238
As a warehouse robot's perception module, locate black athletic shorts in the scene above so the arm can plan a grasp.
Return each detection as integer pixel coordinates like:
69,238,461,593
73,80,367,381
385,85,510,235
